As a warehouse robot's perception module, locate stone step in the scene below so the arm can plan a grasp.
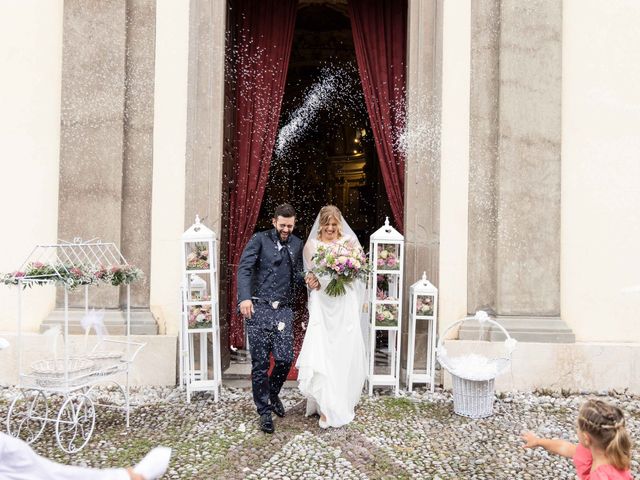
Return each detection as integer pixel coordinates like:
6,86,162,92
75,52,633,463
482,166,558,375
41,308,158,335
458,315,575,343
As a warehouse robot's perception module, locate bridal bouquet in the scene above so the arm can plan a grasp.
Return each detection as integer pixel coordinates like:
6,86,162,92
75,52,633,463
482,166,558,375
311,241,370,297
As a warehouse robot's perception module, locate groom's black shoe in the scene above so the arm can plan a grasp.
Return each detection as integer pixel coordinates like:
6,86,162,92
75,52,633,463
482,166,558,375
271,396,285,418
260,413,274,434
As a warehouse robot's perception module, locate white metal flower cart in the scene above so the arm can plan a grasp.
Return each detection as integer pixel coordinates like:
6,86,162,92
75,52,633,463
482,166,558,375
3,239,145,453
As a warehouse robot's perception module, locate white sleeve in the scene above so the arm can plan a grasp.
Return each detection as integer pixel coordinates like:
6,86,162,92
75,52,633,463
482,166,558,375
303,238,317,272
0,432,129,480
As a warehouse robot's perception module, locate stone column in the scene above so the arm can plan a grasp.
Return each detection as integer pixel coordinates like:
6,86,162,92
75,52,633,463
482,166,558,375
465,0,574,342
49,0,157,334
185,0,228,365
121,0,156,310
57,1,127,311
403,0,443,371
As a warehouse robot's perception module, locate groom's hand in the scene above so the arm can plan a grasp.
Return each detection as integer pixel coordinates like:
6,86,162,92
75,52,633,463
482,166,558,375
305,272,320,290
240,300,254,319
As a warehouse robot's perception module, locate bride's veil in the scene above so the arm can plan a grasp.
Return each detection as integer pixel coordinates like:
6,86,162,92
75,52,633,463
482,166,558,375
304,208,369,344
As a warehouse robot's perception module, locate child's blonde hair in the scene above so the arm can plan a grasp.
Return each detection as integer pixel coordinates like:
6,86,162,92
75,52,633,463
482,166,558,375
578,399,632,470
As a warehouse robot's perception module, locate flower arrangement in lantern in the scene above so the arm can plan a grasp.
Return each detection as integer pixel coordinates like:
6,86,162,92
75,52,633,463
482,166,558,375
188,297,212,329
375,303,398,328
186,243,209,270
376,244,400,270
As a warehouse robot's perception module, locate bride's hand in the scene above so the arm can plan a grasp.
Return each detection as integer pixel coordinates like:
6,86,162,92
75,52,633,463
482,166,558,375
305,272,320,290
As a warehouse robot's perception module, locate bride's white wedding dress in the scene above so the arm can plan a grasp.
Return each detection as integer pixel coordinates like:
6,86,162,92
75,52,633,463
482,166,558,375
296,236,368,428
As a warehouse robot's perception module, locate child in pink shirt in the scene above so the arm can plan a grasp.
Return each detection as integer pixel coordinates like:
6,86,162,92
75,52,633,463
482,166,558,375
522,399,633,479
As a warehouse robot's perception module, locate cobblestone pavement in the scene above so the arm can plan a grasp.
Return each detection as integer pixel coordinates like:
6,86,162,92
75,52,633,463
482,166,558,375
1,385,639,479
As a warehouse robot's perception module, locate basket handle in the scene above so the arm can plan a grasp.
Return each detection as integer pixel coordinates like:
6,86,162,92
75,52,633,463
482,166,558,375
437,315,514,355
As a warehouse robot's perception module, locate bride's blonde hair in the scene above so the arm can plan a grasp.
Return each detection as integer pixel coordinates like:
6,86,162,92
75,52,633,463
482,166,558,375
317,205,344,239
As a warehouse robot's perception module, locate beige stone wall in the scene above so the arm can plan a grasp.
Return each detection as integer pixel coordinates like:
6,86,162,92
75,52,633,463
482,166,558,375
0,333,177,386
444,340,640,393
562,0,640,342
0,1,63,333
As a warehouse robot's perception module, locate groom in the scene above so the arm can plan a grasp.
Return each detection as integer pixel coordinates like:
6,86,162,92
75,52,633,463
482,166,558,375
237,203,319,433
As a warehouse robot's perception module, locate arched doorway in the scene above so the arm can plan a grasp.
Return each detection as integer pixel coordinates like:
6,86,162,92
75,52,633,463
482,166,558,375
220,0,402,377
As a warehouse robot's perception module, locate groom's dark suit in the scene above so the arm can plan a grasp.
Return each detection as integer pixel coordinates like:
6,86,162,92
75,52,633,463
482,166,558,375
237,228,305,417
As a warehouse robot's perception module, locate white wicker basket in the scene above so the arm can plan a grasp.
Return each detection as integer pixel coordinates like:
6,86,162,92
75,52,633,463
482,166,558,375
450,375,495,418
86,351,123,371
30,358,95,388
437,313,516,419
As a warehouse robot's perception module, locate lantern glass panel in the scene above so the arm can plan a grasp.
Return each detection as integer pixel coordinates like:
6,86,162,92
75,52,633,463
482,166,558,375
375,274,400,300
187,273,210,301
375,303,398,327
375,243,400,270
185,241,210,270
415,295,435,317
187,301,213,329
373,330,394,376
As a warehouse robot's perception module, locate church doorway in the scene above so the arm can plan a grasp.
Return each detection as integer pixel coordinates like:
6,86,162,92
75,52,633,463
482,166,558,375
221,0,399,375
255,3,392,243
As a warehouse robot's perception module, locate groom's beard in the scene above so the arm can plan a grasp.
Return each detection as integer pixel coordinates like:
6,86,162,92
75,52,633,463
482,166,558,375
276,229,291,243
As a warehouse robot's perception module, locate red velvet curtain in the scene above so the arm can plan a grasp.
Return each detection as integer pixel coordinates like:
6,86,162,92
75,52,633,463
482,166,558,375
227,0,297,348
349,0,407,232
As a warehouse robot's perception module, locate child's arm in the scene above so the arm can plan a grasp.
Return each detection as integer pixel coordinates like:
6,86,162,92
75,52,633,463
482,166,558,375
521,432,577,458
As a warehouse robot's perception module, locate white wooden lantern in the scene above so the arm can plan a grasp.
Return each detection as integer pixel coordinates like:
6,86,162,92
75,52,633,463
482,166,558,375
181,215,221,402
368,217,404,396
406,272,438,392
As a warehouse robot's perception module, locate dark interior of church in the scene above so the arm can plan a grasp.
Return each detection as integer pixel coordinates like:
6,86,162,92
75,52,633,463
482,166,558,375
255,3,392,245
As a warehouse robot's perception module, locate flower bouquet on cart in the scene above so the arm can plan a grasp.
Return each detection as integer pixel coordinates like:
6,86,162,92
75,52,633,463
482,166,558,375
311,240,370,297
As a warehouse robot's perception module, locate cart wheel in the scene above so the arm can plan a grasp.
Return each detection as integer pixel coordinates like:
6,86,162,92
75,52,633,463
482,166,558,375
55,393,96,453
6,389,49,444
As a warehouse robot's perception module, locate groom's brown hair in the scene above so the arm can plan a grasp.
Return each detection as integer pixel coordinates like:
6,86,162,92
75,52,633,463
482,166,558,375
274,203,296,219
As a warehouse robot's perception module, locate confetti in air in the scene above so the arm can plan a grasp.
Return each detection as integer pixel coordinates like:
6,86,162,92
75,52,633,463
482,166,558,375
275,65,362,159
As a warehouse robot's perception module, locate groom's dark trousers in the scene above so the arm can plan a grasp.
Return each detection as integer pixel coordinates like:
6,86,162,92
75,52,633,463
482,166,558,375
237,228,304,416
246,304,294,415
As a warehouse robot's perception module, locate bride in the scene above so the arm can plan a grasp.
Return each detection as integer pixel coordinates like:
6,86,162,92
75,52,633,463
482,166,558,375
296,205,368,428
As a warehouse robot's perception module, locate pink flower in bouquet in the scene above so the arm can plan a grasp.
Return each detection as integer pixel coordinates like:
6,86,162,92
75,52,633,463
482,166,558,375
14,271,25,278
386,256,397,267
70,267,83,276
377,258,385,267
311,240,371,296
32,262,44,269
